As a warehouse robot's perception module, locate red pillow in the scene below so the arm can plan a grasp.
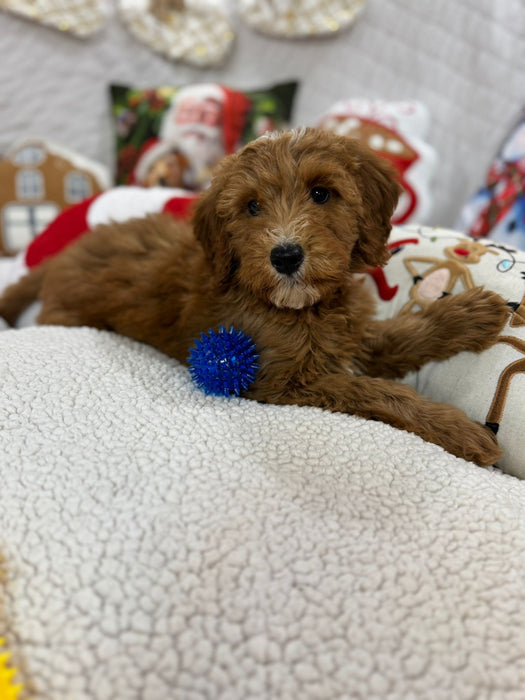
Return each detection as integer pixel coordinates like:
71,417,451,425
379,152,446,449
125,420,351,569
25,186,197,268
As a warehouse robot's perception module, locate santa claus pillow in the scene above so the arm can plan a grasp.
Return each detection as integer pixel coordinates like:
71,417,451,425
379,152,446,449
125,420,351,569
111,81,298,191
317,99,438,225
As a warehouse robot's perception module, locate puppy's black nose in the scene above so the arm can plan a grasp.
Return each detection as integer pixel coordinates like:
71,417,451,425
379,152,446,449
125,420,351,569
270,243,304,275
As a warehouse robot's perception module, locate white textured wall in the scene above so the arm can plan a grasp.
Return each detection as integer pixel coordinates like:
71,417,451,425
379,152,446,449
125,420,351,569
0,0,524,226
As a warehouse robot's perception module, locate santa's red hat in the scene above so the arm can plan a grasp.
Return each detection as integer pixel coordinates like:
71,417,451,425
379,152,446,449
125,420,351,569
219,85,252,154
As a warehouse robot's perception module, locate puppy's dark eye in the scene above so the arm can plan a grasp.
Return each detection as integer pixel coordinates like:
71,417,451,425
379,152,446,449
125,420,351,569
247,199,262,217
310,186,330,204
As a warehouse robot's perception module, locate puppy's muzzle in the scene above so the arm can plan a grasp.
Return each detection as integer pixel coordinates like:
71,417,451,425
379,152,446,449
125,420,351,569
270,243,304,275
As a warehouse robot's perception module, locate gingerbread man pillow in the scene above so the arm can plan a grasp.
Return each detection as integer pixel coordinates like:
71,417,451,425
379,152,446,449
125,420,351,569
318,99,437,225
365,224,525,478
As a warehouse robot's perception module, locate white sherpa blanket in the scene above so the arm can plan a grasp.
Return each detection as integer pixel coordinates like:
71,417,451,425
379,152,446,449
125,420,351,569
2,326,525,699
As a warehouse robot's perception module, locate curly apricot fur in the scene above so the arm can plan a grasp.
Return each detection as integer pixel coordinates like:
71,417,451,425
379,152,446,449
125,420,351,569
0,129,509,466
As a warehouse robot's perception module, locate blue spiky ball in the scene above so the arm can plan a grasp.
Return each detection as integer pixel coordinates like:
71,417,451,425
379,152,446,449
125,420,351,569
187,326,260,397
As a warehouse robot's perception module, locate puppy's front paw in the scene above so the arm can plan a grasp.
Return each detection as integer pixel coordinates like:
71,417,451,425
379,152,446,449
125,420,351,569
459,421,503,467
432,287,510,353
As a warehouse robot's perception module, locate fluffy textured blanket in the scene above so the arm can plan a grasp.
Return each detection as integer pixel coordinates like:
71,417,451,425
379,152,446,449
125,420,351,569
2,326,525,699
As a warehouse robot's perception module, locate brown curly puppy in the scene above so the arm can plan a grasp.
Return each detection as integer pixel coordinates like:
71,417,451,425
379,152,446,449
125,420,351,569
0,128,510,466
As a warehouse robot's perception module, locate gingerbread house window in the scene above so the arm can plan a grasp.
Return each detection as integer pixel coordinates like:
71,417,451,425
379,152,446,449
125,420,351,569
16,169,45,200
2,202,59,252
12,145,45,166
65,172,92,203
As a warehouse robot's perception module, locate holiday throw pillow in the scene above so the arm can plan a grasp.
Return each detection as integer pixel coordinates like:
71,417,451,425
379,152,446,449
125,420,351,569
0,186,197,328
111,81,298,190
0,138,110,255
318,99,437,225
364,224,525,479
456,107,525,250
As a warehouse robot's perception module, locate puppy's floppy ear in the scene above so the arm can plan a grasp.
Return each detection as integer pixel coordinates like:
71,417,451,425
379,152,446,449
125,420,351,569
192,158,238,286
349,144,402,271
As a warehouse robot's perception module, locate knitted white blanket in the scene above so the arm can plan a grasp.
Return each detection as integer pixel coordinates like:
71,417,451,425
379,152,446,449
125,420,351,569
1,326,525,699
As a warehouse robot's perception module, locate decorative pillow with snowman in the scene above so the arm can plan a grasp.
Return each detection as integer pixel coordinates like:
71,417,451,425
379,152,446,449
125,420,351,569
365,224,525,479
456,107,525,250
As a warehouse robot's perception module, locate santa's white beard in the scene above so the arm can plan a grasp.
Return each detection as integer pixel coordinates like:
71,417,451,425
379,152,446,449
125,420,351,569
171,124,225,170
188,134,223,168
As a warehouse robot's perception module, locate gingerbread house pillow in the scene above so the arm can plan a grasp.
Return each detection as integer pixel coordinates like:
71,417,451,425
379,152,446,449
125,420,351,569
0,138,110,255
